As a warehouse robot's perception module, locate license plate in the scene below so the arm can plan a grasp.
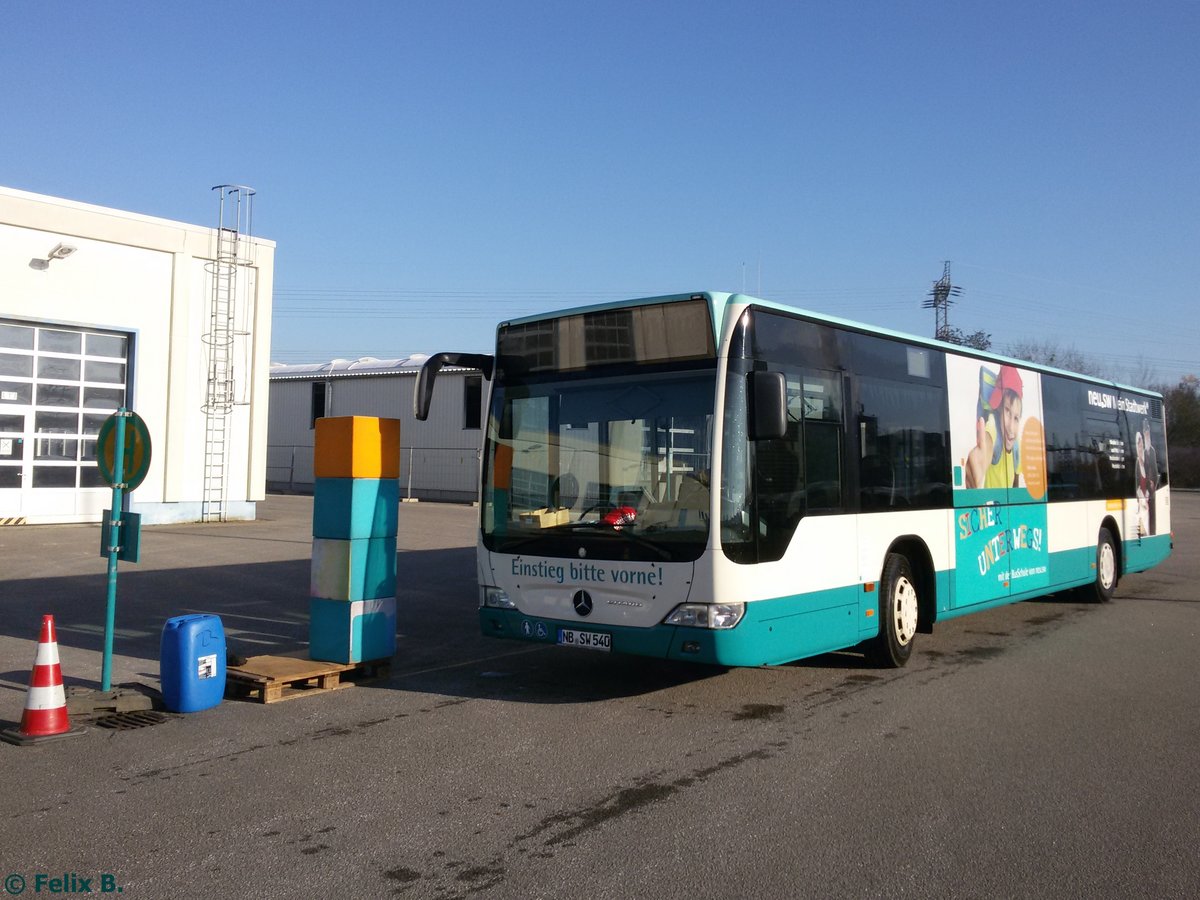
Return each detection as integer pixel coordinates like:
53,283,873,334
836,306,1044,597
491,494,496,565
557,628,611,652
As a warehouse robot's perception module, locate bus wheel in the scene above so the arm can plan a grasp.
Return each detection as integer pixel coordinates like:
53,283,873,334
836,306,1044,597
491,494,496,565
1084,528,1118,603
868,553,918,667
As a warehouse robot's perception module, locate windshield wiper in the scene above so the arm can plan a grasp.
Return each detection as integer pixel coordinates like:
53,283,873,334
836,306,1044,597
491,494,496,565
497,522,676,561
493,535,557,553
562,522,674,561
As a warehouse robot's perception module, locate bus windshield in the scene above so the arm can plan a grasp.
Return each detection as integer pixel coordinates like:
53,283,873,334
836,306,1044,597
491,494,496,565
482,367,716,563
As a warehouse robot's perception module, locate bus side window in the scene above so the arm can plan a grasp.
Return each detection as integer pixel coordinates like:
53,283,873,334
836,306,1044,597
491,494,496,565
1044,429,1081,501
751,372,804,560
1086,418,1124,499
802,371,843,511
1149,417,1168,486
856,377,949,510
1042,377,1089,501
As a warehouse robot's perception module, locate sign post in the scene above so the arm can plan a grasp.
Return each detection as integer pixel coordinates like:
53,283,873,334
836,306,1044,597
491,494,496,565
96,409,151,693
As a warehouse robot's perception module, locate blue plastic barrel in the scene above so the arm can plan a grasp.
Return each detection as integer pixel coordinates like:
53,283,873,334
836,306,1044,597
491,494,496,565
160,614,226,713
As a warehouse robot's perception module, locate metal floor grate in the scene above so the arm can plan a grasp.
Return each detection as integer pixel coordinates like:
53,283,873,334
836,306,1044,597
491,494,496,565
93,710,174,731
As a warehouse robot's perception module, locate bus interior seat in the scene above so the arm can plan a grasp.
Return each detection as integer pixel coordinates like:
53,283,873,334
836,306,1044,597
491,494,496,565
640,474,709,528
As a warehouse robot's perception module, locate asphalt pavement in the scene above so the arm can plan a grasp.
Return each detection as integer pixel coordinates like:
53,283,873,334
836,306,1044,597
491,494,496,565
0,493,1196,899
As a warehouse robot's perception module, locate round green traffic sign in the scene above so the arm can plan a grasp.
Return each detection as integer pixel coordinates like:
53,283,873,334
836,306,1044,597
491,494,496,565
97,411,152,490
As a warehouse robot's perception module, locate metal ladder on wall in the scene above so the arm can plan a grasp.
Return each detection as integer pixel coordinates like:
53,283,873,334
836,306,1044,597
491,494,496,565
202,185,255,523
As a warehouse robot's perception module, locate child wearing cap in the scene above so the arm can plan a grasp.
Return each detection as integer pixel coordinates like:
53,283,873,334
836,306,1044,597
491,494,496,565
965,364,1023,489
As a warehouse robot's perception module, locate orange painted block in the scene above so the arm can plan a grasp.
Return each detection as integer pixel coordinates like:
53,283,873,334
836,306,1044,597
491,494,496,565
314,416,401,479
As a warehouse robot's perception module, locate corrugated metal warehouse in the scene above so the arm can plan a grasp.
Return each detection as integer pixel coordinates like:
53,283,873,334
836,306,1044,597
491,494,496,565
1,185,275,525
268,357,487,503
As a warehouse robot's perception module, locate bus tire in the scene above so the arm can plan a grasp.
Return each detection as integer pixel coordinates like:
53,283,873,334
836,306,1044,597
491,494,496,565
1084,527,1118,603
868,553,918,667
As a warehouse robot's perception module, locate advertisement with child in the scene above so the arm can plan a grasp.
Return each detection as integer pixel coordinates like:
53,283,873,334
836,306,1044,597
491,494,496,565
946,355,1050,606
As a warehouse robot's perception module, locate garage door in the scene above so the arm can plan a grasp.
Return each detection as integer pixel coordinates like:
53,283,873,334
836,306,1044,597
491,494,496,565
0,320,129,523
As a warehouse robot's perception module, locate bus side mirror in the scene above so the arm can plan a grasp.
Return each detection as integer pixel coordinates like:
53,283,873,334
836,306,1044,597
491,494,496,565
414,352,495,421
749,371,787,441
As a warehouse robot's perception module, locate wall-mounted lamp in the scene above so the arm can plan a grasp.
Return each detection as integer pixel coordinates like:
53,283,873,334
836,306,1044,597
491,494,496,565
29,243,78,270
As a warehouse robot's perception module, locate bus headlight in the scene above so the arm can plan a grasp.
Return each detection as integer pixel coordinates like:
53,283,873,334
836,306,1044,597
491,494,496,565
664,602,745,629
483,586,516,609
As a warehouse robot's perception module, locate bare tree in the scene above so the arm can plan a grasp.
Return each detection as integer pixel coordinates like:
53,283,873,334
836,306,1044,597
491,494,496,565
1003,339,1103,377
1156,374,1200,487
1124,356,1160,389
942,327,992,351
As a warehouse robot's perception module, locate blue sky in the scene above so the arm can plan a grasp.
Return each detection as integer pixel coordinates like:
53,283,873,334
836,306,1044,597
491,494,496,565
2,1,1196,384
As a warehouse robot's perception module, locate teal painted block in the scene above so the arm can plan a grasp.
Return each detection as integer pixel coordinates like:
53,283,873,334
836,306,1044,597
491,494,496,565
310,597,396,664
313,477,399,540
311,536,397,601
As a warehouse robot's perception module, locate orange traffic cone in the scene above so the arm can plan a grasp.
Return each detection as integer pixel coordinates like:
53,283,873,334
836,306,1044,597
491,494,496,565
1,615,86,745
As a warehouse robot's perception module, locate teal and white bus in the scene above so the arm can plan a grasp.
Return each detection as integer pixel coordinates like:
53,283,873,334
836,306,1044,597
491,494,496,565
415,292,1172,667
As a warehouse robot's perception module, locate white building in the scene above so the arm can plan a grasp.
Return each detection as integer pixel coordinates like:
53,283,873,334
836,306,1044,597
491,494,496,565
0,185,275,525
268,358,486,503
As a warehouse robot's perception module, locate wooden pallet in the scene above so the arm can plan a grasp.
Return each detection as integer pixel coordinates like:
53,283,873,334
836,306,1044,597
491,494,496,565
225,653,391,704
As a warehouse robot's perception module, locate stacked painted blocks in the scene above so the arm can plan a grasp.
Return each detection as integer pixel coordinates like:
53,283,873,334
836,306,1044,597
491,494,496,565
310,416,400,664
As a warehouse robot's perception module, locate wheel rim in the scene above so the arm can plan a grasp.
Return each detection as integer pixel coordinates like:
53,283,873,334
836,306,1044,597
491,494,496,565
1099,542,1116,590
893,576,918,646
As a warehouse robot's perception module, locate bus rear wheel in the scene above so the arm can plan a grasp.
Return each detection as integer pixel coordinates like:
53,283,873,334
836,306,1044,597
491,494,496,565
1082,527,1118,603
868,553,917,668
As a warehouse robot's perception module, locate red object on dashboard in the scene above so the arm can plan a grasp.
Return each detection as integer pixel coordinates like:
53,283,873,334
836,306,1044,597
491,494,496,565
601,506,637,527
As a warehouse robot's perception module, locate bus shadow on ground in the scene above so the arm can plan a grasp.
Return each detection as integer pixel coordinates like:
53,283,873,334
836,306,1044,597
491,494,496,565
385,647,726,705
782,651,874,670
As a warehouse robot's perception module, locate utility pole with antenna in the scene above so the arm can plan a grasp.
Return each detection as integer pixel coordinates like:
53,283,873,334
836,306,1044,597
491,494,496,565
923,260,963,341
